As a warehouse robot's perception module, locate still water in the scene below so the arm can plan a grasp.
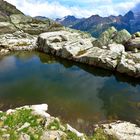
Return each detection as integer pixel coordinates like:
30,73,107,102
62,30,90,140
0,52,140,134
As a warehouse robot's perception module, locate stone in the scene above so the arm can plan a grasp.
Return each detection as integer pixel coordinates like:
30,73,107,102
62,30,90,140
37,30,94,58
0,22,17,34
41,130,66,140
93,26,117,47
107,44,125,54
99,121,140,140
19,133,30,140
0,31,37,52
125,37,140,51
17,122,30,131
134,32,140,37
77,47,121,70
67,124,84,137
113,29,131,44
31,104,50,118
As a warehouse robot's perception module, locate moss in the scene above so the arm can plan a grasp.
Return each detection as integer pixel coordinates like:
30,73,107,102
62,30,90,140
76,50,87,56
66,131,81,140
47,119,60,130
15,42,31,47
0,108,44,139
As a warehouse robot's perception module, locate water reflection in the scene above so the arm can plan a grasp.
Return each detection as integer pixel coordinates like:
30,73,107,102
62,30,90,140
0,52,140,134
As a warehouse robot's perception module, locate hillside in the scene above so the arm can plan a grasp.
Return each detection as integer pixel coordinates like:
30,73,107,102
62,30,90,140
0,0,62,35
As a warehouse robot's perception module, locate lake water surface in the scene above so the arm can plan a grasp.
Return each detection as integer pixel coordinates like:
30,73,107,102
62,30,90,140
0,52,140,134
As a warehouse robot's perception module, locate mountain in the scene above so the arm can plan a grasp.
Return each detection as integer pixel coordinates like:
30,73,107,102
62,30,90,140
57,11,139,37
0,0,62,35
56,15,84,27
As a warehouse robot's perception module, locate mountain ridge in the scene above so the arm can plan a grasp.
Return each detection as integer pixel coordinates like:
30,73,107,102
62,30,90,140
56,10,140,37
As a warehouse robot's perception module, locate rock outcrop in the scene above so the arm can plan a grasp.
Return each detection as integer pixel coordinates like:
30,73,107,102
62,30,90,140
0,31,37,55
97,121,140,140
0,0,62,35
125,37,140,51
36,29,140,78
0,104,86,140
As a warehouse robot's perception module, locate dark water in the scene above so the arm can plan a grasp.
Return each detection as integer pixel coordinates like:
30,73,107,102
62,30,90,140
0,52,140,134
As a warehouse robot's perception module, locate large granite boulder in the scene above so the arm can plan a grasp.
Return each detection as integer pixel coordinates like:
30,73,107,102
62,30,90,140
117,52,140,77
77,47,121,70
37,30,94,58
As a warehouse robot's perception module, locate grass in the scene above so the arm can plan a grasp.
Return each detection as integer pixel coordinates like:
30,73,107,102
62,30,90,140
0,108,118,140
47,119,60,130
0,108,44,140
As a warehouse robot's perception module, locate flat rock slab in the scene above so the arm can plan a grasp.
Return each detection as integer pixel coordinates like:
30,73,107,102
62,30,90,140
100,121,140,140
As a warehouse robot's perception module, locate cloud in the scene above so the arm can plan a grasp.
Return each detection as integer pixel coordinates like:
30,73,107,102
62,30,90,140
5,0,140,18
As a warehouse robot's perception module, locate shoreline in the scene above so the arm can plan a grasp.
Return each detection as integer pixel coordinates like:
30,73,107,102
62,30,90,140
0,104,140,140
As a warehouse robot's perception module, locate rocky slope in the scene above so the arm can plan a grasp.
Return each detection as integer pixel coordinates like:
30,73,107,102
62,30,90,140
56,11,140,37
0,0,62,35
0,0,63,54
0,104,140,140
37,27,140,78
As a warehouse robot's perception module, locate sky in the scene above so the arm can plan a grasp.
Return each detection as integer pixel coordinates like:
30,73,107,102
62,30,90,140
5,0,140,19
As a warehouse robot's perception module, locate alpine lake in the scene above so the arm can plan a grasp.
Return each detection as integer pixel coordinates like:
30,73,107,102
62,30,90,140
0,51,140,135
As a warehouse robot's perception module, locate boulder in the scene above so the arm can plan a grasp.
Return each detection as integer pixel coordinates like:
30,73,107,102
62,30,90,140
99,121,140,140
117,52,140,77
125,37,140,51
37,30,94,58
107,44,125,53
77,47,121,70
93,27,117,47
134,32,140,37
113,29,131,44
0,31,37,51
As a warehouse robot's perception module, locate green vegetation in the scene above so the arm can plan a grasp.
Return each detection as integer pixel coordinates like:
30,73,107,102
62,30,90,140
0,108,44,140
47,119,60,130
0,108,118,140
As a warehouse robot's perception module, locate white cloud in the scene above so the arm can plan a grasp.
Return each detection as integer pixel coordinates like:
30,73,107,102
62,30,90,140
5,0,140,18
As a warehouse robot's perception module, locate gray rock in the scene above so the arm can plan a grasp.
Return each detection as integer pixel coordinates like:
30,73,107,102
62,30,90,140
37,30,140,78
93,26,117,47
107,44,125,54
113,29,131,44
77,47,120,70
0,31,37,52
37,30,94,58
125,37,140,51
0,22,17,34
99,121,140,140
41,130,66,140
